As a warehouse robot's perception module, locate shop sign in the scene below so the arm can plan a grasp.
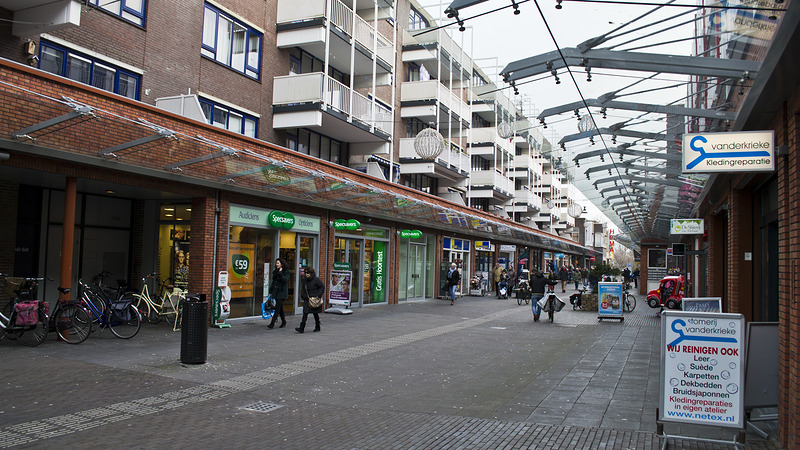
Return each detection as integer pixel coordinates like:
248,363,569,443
500,245,516,252
659,311,744,428
293,214,320,233
682,130,774,173
333,262,351,270
268,211,295,229
229,205,267,227
399,229,422,239
475,241,492,251
333,219,361,231
372,241,386,302
671,219,704,235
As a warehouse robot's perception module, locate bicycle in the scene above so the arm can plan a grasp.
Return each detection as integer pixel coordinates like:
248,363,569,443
132,273,184,331
622,282,636,313
0,276,48,346
48,287,92,345
78,278,141,339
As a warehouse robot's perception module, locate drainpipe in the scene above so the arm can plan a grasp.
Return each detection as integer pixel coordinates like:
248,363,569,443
59,177,77,304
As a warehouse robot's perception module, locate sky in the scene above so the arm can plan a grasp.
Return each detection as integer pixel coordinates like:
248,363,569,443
418,0,700,233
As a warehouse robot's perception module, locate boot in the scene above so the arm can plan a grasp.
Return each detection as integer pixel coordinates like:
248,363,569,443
313,325,320,332
295,327,304,333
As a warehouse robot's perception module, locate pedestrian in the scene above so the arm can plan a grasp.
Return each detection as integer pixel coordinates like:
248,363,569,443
581,266,589,287
632,267,640,288
558,265,569,293
296,267,323,333
445,262,461,305
267,257,289,329
573,267,580,290
530,271,558,321
492,262,503,298
507,266,516,291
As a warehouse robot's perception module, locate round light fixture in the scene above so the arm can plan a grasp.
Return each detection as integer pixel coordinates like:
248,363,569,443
414,128,446,159
497,121,514,139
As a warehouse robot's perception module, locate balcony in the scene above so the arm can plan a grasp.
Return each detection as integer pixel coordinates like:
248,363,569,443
398,138,469,182
512,188,543,211
400,80,471,127
402,28,471,83
468,169,513,200
276,0,394,75
273,72,392,141
470,127,515,154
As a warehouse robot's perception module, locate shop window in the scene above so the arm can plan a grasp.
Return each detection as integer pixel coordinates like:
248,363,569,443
159,204,191,291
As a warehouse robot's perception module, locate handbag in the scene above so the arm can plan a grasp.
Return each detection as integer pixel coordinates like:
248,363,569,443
305,283,323,309
262,294,275,320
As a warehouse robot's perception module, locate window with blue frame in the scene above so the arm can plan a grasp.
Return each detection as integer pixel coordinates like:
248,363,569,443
39,41,140,100
409,6,429,30
202,4,262,80
88,0,146,27
199,98,258,138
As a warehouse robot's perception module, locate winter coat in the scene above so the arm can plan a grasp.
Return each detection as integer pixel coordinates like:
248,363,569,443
530,272,558,294
301,275,325,313
446,269,461,287
270,268,290,300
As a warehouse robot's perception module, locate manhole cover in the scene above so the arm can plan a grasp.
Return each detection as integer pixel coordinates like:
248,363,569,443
240,401,284,413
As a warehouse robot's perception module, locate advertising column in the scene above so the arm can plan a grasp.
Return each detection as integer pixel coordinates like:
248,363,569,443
659,311,744,429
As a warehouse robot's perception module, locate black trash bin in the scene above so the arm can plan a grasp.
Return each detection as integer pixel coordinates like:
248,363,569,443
180,293,208,364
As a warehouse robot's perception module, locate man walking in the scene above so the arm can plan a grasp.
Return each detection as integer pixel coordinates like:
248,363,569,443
492,262,503,298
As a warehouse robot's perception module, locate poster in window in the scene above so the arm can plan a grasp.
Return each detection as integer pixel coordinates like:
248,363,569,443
228,243,255,298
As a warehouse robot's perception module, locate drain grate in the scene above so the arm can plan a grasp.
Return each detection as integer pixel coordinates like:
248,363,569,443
239,401,284,413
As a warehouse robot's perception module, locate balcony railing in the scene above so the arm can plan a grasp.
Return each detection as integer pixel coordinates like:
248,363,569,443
278,0,393,68
401,80,470,122
470,169,513,195
273,72,392,136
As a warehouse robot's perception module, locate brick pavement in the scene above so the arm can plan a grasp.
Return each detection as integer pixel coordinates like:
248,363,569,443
0,286,782,449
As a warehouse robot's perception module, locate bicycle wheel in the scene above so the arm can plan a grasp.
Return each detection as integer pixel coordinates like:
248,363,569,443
54,303,91,344
134,294,161,324
517,295,522,306
624,293,636,312
15,309,48,346
109,303,141,339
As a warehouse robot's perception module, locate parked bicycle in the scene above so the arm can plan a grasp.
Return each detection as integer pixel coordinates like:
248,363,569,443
48,287,92,345
132,273,184,330
78,278,141,339
622,282,636,312
0,276,48,346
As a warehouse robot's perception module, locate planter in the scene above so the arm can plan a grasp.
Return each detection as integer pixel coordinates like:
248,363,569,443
582,293,598,311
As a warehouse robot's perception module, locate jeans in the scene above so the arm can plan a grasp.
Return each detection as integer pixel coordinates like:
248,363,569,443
531,294,544,317
449,284,457,300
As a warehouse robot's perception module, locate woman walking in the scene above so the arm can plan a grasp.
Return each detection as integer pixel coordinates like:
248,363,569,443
296,267,324,333
267,257,290,329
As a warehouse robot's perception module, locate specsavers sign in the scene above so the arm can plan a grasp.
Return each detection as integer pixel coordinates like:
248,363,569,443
682,130,774,173
229,205,320,233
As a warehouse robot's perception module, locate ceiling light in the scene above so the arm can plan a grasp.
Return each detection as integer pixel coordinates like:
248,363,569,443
105,189,115,194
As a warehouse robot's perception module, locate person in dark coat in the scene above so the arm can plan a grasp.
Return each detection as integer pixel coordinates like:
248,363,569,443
296,267,324,333
445,262,461,305
530,271,558,320
267,257,290,329
558,265,569,292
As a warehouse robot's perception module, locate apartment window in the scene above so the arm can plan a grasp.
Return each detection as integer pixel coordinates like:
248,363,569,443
39,41,140,100
472,114,489,128
409,6,429,30
199,98,258,138
88,0,146,27
286,129,348,165
400,173,438,194
202,4,262,80
471,156,490,171
289,48,343,81
408,63,430,82
406,118,427,138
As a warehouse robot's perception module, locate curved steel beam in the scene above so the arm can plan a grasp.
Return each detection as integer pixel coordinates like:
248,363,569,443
501,48,760,83
538,98,737,121
560,127,666,145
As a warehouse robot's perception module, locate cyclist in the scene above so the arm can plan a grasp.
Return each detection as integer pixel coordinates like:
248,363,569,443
529,271,558,321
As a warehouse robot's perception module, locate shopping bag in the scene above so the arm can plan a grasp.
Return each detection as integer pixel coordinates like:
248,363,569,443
262,298,274,320
537,296,548,312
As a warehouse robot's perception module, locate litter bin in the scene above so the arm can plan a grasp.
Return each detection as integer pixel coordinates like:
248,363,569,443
180,293,208,364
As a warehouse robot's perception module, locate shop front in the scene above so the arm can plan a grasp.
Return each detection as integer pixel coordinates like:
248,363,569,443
443,237,471,297
228,204,320,319
332,220,390,307
397,229,435,301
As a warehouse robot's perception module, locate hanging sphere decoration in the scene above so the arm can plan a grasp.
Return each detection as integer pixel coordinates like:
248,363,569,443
414,128,446,159
568,203,583,218
497,121,514,139
577,115,595,133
